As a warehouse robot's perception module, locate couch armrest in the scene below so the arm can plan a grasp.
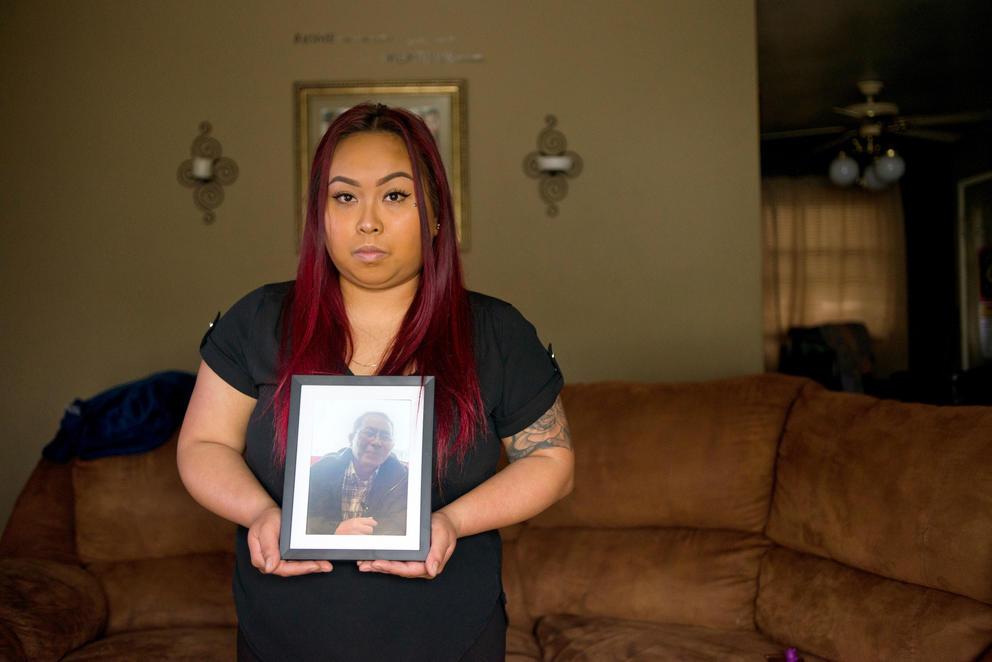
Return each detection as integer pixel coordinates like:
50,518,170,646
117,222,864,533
0,558,107,661
0,459,78,563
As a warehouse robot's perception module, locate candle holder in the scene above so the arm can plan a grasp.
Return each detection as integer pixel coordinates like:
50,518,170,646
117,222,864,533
523,115,582,217
177,121,239,223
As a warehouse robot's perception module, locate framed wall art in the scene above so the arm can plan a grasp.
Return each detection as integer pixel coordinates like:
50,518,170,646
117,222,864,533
294,79,468,247
957,171,992,369
280,375,434,561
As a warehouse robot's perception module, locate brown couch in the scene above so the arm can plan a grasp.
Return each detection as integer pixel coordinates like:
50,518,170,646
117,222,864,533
504,375,992,661
0,434,238,661
1,374,990,661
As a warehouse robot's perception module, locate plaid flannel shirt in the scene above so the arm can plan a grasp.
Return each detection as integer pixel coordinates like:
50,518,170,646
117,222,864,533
341,461,379,521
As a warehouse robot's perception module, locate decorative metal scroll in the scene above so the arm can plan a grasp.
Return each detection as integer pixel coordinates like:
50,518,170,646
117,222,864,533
523,115,583,217
177,122,239,223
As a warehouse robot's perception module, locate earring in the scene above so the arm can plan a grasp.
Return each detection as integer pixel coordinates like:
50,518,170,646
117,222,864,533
436,222,441,231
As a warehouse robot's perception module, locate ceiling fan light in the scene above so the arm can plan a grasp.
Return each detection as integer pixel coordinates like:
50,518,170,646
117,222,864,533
862,164,889,191
875,150,906,183
829,153,859,186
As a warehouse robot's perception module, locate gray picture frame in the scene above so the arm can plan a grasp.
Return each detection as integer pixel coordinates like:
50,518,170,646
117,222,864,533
280,375,434,561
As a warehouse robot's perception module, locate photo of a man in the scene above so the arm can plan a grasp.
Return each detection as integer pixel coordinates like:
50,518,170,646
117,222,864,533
306,411,409,536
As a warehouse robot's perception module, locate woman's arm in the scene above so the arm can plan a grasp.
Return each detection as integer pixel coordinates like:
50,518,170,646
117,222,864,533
440,396,574,536
358,396,574,578
177,361,332,576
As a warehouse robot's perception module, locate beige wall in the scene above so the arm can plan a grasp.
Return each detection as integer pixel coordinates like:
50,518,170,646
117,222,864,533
0,1,761,527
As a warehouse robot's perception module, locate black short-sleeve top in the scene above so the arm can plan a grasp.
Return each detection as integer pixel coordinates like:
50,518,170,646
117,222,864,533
199,281,563,662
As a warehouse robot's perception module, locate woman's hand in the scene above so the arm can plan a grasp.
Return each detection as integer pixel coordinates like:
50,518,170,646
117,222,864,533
356,511,458,579
247,506,333,576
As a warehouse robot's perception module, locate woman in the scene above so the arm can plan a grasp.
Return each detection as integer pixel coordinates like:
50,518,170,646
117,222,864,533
177,104,573,661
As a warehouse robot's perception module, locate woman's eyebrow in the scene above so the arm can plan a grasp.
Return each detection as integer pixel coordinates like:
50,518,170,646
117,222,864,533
327,172,413,187
376,172,413,186
328,175,359,186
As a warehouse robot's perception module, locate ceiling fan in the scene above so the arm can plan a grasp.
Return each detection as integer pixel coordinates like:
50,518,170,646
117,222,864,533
762,79,991,144
761,80,992,189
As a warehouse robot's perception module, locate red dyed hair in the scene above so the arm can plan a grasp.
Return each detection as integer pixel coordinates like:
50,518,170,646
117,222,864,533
273,104,484,481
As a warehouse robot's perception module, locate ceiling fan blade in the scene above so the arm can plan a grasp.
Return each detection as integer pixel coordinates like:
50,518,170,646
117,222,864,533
809,130,858,154
760,125,847,140
899,110,992,126
898,128,961,143
832,106,863,119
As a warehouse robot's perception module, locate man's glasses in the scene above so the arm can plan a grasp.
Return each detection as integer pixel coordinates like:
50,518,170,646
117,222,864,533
358,427,393,443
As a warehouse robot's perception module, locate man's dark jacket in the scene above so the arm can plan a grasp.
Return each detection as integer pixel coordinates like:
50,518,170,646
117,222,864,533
306,448,408,535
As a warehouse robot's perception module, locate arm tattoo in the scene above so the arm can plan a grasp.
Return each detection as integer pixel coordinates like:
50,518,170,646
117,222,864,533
506,397,573,461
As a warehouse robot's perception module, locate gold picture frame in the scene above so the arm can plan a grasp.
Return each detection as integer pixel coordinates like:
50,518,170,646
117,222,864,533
294,80,468,248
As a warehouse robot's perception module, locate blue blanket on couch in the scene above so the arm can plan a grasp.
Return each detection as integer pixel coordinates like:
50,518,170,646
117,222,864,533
43,370,196,462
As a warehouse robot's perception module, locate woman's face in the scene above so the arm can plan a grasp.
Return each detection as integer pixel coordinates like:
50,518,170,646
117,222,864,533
324,131,427,295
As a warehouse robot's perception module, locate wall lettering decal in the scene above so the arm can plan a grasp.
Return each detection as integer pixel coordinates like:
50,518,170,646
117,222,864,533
385,51,484,64
293,32,390,45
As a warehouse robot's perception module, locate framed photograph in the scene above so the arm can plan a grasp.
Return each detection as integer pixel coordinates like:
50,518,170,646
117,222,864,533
957,171,992,370
280,375,434,561
294,79,468,247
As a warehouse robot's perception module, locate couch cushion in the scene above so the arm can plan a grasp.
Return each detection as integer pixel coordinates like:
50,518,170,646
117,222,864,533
60,626,236,662
507,624,542,662
512,527,770,631
766,385,992,604
0,558,106,662
756,547,992,662
535,375,805,532
535,614,828,662
72,433,237,563
85,552,236,635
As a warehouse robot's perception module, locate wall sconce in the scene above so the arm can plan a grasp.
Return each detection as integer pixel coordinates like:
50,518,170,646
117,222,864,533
523,115,582,216
177,121,238,223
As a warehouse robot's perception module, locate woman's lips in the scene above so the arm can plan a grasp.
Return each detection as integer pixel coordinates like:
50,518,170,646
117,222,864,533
353,245,387,262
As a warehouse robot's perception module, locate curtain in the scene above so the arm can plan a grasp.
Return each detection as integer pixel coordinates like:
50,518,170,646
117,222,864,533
762,176,908,377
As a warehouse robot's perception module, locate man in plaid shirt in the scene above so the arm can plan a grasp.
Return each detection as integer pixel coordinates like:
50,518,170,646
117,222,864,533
307,411,409,535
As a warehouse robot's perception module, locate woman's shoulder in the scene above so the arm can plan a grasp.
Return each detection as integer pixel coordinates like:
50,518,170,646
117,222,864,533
199,282,294,393
221,281,294,323
467,290,547,337
205,281,293,347
466,291,547,353
466,290,526,323
236,280,294,306
466,290,563,432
